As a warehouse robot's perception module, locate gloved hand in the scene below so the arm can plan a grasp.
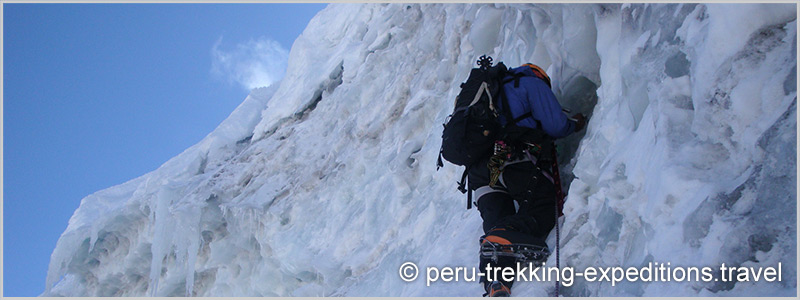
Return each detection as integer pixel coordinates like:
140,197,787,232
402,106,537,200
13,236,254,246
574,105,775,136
572,113,587,132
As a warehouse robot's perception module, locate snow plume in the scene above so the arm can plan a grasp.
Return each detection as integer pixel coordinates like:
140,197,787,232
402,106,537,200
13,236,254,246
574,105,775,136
211,36,289,90
45,3,796,297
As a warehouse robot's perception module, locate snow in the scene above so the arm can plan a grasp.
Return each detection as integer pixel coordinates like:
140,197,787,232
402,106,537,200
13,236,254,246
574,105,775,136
44,3,796,297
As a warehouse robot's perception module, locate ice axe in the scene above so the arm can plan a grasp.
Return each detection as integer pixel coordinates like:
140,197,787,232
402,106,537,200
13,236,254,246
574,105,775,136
561,108,586,122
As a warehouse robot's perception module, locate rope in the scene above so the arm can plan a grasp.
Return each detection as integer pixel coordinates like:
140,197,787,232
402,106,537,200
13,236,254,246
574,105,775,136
555,198,561,297
519,146,561,297
551,144,563,297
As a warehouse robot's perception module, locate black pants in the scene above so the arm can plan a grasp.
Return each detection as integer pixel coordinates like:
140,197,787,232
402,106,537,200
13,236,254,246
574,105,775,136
469,156,557,288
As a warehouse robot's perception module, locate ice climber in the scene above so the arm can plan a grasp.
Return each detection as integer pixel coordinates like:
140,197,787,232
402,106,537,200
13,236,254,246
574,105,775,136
468,63,586,297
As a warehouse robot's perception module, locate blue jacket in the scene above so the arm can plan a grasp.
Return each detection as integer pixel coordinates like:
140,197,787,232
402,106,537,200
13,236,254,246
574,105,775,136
498,66,575,139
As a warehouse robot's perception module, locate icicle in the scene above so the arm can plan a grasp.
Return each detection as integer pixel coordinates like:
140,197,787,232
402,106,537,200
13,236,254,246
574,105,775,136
147,181,178,297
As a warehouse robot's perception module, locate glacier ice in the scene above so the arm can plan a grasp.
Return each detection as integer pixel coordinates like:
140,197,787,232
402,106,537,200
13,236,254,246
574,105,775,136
44,3,796,296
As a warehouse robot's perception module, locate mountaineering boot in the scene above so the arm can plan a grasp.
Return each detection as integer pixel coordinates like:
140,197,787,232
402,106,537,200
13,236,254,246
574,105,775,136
480,232,514,297
484,281,511,297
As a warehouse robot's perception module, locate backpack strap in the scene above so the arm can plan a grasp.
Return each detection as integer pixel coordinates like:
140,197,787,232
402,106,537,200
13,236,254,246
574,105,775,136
507,66,552,89
499,76,522,128
457,167,473,209
501,70,548,134
512,112,532,124
437,150,444,170
511,72,527,88
498,71,554,163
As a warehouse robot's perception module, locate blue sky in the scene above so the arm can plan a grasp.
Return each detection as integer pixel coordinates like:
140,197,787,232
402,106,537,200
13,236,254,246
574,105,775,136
3,3,327,296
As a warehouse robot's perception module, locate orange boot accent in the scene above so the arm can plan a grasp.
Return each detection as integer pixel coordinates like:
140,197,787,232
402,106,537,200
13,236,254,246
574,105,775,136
482,235,511,245
487,281,511,297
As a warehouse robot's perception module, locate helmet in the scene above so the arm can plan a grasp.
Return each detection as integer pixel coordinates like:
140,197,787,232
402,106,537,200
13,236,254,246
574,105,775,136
522,63,551,88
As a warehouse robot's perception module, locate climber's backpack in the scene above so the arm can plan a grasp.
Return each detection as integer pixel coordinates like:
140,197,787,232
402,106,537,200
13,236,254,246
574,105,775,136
437,56,552,209
438,57,506,167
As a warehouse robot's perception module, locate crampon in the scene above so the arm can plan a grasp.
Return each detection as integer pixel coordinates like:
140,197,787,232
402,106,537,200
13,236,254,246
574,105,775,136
480,242,550,266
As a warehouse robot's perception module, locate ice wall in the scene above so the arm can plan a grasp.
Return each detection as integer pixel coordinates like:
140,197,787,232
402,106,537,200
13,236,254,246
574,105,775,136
44,3,796,297
555,4,797,297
